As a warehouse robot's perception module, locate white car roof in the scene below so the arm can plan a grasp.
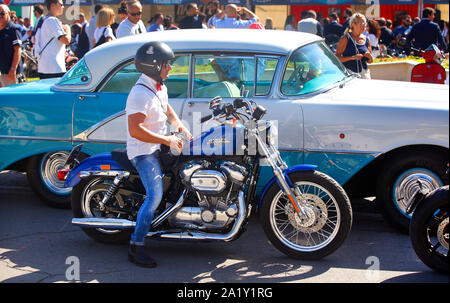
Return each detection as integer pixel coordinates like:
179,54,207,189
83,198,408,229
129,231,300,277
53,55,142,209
53,29,322,92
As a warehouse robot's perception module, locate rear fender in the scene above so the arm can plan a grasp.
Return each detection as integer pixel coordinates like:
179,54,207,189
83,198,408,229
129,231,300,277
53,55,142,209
64,153,123,188
257,164,317,210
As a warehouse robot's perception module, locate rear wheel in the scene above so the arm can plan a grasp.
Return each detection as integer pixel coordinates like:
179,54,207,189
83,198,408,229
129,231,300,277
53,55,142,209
260,171,352,260
72,177,133,245
27,151,72,209
376,151,447,233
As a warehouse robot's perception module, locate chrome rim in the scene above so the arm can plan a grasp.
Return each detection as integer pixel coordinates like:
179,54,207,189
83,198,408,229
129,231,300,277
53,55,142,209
40,151,72,195
269,181,341,252
81,178,121,235
394,169,442,218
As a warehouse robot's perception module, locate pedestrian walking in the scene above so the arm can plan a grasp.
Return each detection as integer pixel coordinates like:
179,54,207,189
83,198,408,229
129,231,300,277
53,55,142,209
116,0,146,38
297,10,323,37
335,13,373,79
93,7,116,48
0,4,23,87
284,14,296,31
147,13,164,32
86,4,103,49
35,0,71,79
407,7,447,52
178,2,204,29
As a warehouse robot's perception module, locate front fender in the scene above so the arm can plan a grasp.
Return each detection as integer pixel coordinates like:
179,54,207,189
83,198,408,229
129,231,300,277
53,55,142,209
64,152,122,188
256,164,317,210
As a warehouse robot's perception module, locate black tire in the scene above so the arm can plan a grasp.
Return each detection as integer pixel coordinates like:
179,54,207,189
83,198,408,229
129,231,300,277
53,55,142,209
72,177,132,245
27,152,72,209
260,170,353,260
410,186,448,274
376,151,447,234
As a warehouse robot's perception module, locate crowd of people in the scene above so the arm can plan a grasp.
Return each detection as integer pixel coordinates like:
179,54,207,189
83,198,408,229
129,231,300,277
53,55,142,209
1,0,449,87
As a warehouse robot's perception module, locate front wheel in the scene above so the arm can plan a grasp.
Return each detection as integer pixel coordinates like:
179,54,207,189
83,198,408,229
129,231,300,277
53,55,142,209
410,186,448,274
260,171,353,260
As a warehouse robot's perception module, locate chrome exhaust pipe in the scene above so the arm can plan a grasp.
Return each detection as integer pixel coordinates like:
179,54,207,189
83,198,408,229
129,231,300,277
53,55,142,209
146,191,247,242
72,217,136,229
71,190,187,229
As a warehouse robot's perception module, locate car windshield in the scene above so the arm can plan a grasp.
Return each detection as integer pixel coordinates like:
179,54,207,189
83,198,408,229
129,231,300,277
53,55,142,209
281,42,348,96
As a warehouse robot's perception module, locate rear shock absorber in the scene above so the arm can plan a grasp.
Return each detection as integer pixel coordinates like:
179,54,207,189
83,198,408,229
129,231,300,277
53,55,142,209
99,172,130,211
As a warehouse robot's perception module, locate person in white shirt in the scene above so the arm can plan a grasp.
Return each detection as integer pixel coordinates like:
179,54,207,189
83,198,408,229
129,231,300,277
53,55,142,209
297,10,323,37
126,41,192,267
36,0,71,79
86,4,103,49
93,7,116,48
116,0,146,38
31,4,45,54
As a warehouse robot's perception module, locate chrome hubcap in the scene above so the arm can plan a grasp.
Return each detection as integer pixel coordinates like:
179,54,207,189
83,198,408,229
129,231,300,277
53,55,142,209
394,169,442,216
40,151,72,195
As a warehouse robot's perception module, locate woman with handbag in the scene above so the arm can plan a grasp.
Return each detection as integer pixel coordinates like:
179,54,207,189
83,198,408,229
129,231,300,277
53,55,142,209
335,13,373,79
93,7,116,48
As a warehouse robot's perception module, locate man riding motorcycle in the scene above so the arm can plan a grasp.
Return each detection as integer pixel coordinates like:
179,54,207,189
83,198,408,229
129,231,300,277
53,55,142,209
126,41,192,267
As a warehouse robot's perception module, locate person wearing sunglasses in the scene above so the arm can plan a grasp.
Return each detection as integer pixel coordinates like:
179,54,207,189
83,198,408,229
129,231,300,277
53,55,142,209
35,0,71,79
0,4,23,87
335,13,373,80
116,0,147,39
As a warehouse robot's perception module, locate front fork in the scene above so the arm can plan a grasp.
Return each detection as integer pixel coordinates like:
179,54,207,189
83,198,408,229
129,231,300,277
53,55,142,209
254,133,308,216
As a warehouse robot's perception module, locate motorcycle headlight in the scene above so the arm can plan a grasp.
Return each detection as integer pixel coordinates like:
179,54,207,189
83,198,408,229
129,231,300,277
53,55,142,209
266,122,278,146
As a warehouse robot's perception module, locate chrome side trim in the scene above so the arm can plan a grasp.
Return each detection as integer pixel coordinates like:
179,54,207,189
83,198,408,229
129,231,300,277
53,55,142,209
301,148,378,156
0,135,72,142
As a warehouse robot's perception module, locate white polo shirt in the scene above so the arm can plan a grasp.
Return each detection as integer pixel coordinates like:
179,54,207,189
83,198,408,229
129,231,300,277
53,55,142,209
116,18,146,38
126,74,168,160
36,16,66,74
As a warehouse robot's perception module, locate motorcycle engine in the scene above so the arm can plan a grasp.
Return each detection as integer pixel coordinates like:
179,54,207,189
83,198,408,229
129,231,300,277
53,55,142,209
169,161,247,231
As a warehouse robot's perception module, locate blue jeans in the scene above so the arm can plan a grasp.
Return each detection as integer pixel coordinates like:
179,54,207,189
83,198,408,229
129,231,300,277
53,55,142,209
130,152,163,246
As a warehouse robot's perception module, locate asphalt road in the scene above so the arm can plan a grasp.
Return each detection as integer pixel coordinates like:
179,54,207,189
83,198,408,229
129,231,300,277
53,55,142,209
0,170,448,284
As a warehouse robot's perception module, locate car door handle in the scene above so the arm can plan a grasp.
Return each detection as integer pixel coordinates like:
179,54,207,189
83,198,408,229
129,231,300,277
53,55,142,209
78,95,99,101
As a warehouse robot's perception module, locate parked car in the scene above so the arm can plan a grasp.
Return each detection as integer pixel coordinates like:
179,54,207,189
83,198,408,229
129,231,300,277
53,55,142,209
0,29,448,232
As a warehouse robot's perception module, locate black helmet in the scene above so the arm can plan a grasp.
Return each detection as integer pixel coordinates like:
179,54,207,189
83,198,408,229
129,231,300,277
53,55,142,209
135,41,175,83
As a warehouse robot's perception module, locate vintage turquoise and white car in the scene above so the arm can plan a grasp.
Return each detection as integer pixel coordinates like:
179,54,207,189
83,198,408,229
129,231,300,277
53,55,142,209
0,29,448,232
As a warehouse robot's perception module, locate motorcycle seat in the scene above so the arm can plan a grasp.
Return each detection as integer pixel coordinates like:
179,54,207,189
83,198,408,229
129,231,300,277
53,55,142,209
111,148,137,174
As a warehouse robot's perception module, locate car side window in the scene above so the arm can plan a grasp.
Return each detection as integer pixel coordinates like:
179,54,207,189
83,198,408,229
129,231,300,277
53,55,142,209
57,58,92,85
101,55,189,98
255,57,278,96
193,55,255,98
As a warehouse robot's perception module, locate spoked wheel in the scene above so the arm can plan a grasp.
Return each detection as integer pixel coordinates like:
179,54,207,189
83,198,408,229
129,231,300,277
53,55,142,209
72,177,133,244
261,171,352,260
410,186,448,273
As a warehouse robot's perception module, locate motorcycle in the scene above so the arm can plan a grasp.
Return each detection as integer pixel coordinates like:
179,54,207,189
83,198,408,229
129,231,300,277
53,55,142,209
59,97,353,260
406,165,448,273
410,44,448,84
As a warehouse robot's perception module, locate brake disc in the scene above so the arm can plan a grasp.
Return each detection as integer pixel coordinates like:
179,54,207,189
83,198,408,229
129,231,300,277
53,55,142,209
285,194,328,233
437,217,449,251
